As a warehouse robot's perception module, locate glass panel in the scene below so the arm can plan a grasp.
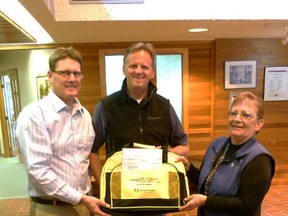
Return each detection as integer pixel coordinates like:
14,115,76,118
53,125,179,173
104,54,182,121
1,75,17,155
105,55,125,95
156,54,182,121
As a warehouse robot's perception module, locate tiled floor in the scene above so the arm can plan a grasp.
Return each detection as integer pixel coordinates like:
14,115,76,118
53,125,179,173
0,185,287,216
0,198,30,216
261,185,288,216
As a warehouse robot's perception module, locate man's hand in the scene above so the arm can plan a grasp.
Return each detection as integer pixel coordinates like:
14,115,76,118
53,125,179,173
170,145,190,157
80,194,111,216
175,155,191,171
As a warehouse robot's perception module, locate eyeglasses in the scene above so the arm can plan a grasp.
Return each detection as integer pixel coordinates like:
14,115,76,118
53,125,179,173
52,70,83,78
228,111,253,120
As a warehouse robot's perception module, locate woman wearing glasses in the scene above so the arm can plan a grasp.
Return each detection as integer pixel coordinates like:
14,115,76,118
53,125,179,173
177,92,275,216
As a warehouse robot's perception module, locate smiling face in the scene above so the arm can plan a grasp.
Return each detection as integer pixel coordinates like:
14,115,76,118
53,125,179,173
123,50,155,99
228,98,264,145
48,57,82,107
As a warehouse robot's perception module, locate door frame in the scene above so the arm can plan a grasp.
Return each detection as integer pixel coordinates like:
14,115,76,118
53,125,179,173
0,68,21,158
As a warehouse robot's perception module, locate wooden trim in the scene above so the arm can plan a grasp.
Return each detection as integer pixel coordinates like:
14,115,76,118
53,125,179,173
0,78,10,157
181,49,189,133
210,44,215,140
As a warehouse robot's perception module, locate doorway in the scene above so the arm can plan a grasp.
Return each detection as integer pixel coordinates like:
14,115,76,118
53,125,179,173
0,68,21,160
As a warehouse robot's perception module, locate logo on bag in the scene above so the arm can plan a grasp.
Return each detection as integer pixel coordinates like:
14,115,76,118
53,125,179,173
130,177,159,184
133,188,155,194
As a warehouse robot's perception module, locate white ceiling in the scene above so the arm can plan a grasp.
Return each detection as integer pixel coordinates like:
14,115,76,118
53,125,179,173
10,0,288,44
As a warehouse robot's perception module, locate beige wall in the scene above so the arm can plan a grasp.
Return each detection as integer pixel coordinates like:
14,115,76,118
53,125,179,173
0,49,54,109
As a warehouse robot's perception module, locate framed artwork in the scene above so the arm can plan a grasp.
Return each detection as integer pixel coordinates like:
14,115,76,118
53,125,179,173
229,92,240,108
264,66,288,101
36,74,51,100
224,60,257,89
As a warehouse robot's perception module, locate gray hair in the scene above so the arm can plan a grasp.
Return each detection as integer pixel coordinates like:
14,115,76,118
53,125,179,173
230,92,264,120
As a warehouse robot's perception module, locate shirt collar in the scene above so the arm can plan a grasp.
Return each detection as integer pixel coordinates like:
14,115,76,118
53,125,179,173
48,91,82,114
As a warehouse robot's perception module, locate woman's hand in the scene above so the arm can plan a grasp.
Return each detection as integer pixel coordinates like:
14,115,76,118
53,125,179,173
179,194,207,211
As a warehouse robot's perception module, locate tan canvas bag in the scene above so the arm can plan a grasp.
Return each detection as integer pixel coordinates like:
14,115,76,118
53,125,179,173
100,150,190,214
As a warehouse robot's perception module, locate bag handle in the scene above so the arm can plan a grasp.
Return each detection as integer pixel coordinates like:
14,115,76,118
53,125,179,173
162,138,168,163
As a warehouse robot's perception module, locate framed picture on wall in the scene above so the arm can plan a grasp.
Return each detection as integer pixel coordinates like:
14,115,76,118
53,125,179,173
229,92,240,108
36,74,51,100
224,60,257,89
264,66,288,101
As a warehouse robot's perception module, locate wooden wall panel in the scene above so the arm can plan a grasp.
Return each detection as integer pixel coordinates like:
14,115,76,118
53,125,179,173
215,38,288,185
67,42,215,162
73,44,102,114
19,39,286,185
187,42,214,161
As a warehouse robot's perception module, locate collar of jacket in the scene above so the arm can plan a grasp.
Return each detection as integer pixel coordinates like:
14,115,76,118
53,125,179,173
121,78,157,107
212,137,257,162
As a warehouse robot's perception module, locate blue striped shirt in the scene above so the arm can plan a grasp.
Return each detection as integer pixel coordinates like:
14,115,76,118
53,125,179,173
15,91,95,205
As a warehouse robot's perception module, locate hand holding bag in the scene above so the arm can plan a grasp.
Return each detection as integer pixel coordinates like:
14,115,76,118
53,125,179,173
100,148,190,214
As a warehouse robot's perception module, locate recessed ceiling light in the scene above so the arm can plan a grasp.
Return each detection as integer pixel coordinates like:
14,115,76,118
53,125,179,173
188,28,208,33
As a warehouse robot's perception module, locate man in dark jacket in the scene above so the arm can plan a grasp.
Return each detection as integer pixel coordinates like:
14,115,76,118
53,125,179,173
89,42,189,215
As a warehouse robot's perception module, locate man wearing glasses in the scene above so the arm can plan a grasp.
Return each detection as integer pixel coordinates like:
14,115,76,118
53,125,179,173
15,47,110,216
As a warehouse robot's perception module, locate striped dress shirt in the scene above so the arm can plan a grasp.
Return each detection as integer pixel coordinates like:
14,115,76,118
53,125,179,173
15,91,95,205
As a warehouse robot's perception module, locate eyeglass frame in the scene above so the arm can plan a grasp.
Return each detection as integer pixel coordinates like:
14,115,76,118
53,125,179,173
51,70,84,78
228,111,254,120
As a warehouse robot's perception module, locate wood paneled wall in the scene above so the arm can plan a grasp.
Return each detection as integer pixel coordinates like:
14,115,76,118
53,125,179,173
214,39,288,185
186,42,215,160
72,41,216,162
31,39,287,185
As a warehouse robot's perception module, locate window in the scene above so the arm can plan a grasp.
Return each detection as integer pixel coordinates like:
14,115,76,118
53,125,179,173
99,48,188,128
